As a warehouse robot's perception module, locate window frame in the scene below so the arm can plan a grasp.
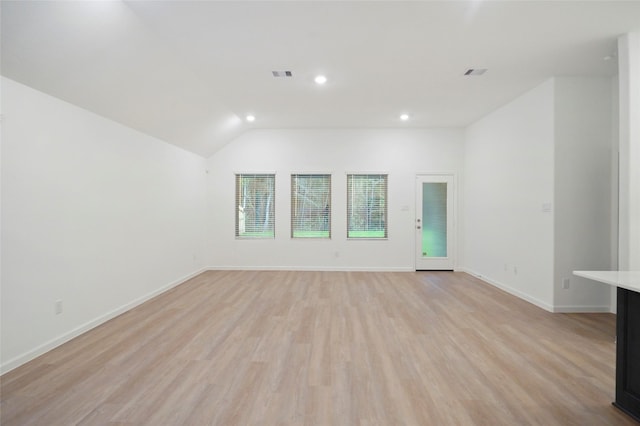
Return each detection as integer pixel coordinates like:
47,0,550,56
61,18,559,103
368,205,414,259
346,173,388,240
235,173,276,239
290,173,332,239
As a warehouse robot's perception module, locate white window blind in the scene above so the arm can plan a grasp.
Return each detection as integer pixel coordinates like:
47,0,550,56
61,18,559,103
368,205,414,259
347,174,388,239
235,174,275,238
291,174,331,238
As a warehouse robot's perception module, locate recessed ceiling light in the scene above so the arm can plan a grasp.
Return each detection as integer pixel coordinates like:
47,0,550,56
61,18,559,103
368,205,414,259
246,115,255,122
400,113,410,121
314,75,327,85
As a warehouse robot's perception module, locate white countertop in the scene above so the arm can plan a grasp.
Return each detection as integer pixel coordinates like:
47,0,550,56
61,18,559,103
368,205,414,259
573,271,640,293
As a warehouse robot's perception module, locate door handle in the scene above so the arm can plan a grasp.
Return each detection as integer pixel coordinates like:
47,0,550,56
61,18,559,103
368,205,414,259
417,226,421,229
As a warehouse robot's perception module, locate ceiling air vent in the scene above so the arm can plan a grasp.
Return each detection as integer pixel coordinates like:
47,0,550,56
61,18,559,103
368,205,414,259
272,70,293,77
464,68,487,76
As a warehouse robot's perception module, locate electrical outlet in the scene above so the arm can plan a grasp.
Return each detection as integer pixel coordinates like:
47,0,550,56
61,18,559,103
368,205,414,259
55,300,63,315
562,278,570,290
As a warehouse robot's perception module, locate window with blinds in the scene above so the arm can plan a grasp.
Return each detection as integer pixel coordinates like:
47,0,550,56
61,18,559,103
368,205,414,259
347,174,388,239
235,174,275,238
291,174,331,238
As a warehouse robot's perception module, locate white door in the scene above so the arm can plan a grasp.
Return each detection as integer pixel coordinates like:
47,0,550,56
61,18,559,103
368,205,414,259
415,175,454,270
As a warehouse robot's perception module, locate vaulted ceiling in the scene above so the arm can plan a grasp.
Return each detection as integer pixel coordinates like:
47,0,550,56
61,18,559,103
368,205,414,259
3,1,640,157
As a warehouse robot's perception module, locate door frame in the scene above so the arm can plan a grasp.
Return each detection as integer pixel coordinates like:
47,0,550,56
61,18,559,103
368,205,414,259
415,173,457,271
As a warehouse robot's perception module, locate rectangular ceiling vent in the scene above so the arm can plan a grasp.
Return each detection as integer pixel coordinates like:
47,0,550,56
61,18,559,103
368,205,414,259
272,70,293,77
464,68,487,76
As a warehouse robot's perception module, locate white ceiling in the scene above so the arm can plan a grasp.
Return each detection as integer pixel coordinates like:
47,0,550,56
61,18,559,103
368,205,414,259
3,1,640,157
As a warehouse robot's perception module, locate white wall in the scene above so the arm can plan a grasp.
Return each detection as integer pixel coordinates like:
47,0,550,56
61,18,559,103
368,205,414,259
610,75,620,312
206,128,464,271
553,77,613,311
1,77,207,372
464,80,556,311
464,77,615,312
618,33,640,271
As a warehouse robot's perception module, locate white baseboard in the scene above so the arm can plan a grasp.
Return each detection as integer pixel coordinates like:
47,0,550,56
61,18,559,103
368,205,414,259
1,268,207,375
459,267,612,313
207,265,414,272
551,305,612,313
459,267,555,312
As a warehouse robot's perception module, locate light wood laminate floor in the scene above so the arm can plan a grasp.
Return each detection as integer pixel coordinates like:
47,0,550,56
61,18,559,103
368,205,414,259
1,271,635,425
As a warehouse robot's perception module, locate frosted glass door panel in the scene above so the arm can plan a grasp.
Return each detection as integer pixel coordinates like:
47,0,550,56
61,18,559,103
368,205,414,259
422,183,447,257
415,174,454,270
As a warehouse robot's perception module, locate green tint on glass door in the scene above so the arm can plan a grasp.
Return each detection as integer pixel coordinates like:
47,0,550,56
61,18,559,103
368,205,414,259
421,182,447,257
